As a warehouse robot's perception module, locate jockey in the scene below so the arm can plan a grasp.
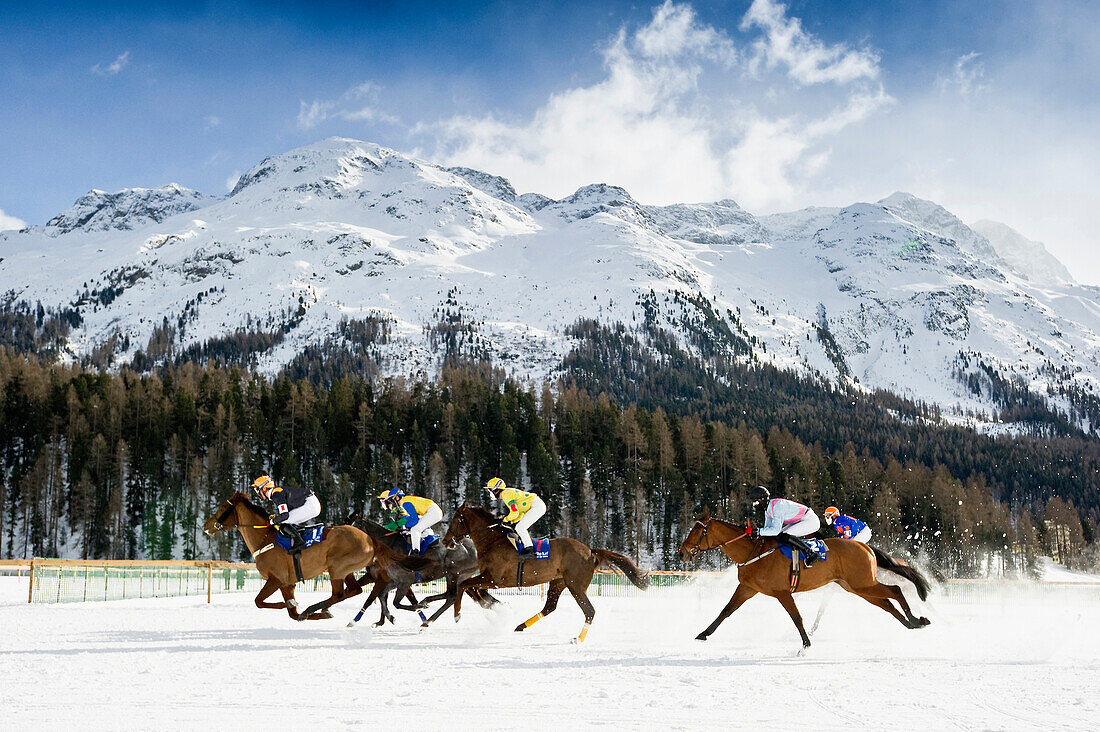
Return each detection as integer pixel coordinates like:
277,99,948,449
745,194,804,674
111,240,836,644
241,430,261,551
378,488,443,554
749,486,821,567
485,477,545,556
823,506,872,543
252,475,320,553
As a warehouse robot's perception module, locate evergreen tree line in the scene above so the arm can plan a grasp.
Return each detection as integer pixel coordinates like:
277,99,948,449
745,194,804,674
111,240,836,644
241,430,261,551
1,351,1091,575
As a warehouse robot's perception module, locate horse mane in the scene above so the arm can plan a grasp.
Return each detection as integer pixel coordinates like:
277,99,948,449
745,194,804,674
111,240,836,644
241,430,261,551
234,493,269,519
462,504,498,523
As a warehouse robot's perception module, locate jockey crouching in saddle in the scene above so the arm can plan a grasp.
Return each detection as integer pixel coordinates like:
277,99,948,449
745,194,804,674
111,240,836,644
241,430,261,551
823,506,872,543
252,475,320,553
484,477,545,557
749,486,821,567
378,488,443,555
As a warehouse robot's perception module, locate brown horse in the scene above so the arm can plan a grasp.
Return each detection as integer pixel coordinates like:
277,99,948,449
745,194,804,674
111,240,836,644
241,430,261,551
679,511,930,649
443,503,649,643
203,492,426,621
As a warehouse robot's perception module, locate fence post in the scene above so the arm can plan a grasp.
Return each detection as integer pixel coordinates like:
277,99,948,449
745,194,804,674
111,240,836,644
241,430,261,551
207,563,212,604
27,557,35,604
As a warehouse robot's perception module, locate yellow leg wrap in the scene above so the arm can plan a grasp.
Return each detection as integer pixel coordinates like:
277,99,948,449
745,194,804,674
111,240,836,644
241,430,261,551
523,612,543,628
577,623,590,643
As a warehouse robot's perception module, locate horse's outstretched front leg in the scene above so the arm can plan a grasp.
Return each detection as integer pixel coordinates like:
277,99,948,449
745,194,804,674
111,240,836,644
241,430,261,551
696,583,757,641
775,591,811,649
516,578,565,633
254,576,288,610
347,579,383,627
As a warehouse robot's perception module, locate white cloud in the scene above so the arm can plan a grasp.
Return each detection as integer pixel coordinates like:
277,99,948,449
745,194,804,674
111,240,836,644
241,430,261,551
91,51,130,76
0,208,27,231
297,81,399,130
204,115,222,131
938,52,988,96
424,1,889,209
225,171,242,192
740,0,880,85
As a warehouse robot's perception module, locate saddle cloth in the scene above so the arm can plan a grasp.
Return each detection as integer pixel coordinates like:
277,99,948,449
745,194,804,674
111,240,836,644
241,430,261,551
274,525,324,551
506,535,550,560
778,538,827,564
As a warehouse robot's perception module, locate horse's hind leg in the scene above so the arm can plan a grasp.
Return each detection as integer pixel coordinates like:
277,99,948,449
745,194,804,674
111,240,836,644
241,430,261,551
301,576,347,620
851,583,928,628
775,591,811,649
696,583,757,641
515,578,565,633
566,582,597,644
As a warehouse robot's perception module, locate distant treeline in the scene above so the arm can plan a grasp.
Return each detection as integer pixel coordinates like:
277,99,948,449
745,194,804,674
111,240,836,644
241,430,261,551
1,351,1095,574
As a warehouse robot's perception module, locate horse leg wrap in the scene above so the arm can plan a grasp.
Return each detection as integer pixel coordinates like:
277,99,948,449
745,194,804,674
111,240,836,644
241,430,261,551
523,612,543,628
575,623,590,644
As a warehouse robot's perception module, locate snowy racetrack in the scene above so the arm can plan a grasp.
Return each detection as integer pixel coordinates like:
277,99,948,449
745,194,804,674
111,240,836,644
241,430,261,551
2,574,1096,731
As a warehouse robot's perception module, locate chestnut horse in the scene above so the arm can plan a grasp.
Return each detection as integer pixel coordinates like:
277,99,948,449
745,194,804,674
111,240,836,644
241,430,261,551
202,492,426,620
679,511,930,649
444,504,649,643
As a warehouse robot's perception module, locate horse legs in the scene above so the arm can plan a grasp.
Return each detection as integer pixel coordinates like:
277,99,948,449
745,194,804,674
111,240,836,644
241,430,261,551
301,575,349,620
849,583,930,628
775,591,811,649
347,579,384,627
515,578,566,633
254,576,288,611
565,581,597,644
696,583,757,641
454,573,495,622
279,585,300,620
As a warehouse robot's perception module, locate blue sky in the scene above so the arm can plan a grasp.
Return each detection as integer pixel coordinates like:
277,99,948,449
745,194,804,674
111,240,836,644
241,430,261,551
2,0,1098,280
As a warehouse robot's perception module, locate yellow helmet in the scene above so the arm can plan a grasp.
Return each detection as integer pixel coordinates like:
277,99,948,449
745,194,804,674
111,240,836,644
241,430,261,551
485,477,506,493
251,475,274,497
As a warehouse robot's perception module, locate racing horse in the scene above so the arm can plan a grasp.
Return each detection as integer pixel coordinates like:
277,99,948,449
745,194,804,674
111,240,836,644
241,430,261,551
345,513,501,628
203,492,427,620
444,503,650,643
679,510,930,649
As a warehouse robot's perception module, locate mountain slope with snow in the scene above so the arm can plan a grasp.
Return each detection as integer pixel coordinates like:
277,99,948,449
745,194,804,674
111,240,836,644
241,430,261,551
2,137,1097,432
971,219,1077,287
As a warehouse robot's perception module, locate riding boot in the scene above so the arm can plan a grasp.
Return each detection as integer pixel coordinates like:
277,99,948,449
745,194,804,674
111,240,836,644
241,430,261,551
278,524,303,553
780,533,817,567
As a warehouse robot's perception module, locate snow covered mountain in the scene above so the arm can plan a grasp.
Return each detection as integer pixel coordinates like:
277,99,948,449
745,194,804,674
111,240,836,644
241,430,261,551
3,137,1099,432
971,219,1077,287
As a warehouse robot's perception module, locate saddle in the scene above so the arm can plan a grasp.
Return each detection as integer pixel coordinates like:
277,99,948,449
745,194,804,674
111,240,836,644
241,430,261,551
778,538,827,591
274,524,325,583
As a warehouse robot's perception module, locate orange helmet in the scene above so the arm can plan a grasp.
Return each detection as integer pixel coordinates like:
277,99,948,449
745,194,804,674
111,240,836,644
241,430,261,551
252,475,275,499
823,506,839,523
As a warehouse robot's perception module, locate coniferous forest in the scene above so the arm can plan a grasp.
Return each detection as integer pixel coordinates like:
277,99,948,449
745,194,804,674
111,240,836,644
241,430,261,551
2,342,1098,575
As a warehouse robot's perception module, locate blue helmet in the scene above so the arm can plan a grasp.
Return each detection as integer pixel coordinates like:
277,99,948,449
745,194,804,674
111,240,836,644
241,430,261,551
378,488,404,506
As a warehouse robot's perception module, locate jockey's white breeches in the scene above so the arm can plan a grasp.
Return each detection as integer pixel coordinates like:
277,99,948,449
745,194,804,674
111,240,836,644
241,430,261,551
782,512,820,538
513,497,547,548
409,503,443,551
283,495,321,526
851,526,872,543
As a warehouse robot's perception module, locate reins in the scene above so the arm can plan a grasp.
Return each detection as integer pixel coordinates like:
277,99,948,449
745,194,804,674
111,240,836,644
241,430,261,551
692,519,774,567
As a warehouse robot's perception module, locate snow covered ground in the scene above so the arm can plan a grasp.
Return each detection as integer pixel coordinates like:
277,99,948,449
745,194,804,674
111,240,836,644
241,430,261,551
1,573,1097,731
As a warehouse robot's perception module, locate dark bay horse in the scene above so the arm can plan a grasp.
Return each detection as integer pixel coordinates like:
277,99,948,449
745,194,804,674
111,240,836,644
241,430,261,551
345,513,500,627
679,511,930,649
202,492,427,620
444,503,649,643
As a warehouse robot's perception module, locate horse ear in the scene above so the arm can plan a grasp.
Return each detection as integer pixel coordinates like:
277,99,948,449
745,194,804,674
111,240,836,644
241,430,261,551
702,507,711,521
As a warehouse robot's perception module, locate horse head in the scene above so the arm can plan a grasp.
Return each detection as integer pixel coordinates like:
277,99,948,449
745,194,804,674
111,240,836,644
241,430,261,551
678,508,712,563
203,491,267,535
443,503,470,547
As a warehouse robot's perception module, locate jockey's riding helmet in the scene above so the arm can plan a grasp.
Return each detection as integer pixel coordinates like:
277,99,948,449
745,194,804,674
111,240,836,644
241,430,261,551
378,487,404,506
823,506,840,524
251,475,274,499
484,477,506,495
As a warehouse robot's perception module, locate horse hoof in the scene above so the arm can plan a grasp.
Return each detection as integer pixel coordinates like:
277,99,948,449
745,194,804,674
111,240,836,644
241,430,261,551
514,623,526,633
346,621,356,628
320,609,334,619
695,634,708,641
454,613,461,623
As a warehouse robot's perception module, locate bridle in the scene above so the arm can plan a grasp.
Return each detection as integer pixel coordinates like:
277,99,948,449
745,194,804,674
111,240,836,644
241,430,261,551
684,517,767,566
211,498,238,531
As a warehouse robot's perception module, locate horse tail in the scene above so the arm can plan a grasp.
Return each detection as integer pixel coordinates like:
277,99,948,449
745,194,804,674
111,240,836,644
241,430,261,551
872,546,931,601
593,549,650,590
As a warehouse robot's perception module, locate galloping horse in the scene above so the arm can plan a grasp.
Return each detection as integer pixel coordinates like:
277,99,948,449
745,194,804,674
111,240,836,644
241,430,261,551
444,504,649,643
202,492,426,620
679,510,930,649
345,513,500,628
